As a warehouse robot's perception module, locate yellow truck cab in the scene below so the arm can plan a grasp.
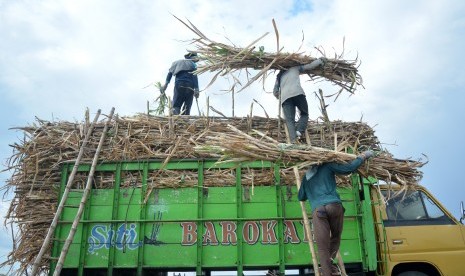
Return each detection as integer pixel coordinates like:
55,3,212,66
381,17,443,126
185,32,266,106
371,184,465,276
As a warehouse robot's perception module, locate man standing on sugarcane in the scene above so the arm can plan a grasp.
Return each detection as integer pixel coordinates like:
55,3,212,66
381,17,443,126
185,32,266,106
273,57,326,143
298,150,374,276
162,52,200,115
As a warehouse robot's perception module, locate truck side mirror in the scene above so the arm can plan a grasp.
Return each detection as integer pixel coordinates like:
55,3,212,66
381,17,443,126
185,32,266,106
461,201,465,224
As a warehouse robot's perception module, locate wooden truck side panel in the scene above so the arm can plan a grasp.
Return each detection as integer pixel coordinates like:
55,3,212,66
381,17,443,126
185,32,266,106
51,160,373,275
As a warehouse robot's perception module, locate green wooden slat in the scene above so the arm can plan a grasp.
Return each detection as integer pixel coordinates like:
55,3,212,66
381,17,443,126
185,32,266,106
236,166,243,276
108,163,121,276
70,159,274,172
274,163,285,274
137,162,148,276
196,160,204,275
78,186,93,275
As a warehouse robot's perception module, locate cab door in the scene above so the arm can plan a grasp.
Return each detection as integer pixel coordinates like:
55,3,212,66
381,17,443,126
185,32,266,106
382,188,465,276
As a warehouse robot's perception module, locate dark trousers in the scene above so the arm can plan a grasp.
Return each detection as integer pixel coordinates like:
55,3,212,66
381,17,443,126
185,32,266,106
282,94,309,142
312,203,344,276
172,81,195,115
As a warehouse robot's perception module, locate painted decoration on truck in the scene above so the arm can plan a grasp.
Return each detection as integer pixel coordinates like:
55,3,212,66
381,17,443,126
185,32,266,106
87,217,310,255
88,223,142,254
144,211,165,245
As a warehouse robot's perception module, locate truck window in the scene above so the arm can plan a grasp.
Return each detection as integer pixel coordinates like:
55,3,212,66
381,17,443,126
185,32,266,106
382,190,454,226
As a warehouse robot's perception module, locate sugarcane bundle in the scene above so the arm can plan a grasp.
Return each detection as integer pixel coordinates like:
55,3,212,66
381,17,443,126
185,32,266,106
194,124,425,186
175,16,362,95
1,113,419,273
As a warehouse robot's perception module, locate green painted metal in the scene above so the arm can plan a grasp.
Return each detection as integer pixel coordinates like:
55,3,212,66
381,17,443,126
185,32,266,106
50,159,378,275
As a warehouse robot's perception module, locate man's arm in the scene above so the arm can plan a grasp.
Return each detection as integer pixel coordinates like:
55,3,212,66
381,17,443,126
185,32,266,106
161,72,173,93
329,150,374,175
273,79,280,99
193,74,199,98
298,57,327,72
298,178,308,201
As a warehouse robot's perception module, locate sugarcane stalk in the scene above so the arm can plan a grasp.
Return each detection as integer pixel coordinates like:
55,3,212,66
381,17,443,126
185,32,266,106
53,107,115,276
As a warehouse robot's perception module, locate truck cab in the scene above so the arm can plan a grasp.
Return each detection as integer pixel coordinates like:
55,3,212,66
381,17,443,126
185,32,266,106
370,184,465,276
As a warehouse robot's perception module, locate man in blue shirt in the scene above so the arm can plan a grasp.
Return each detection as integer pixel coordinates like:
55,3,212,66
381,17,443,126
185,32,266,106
298,150,374,276
162,52,200,115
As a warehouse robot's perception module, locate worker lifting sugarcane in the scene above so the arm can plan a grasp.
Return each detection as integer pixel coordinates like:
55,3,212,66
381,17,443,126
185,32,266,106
297,150,374,276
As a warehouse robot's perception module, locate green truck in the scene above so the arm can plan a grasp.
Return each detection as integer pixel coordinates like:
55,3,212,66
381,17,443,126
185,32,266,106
51,158,465,276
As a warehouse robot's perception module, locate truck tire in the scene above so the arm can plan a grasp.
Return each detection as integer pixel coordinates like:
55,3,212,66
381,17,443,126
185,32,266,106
397,272,428,276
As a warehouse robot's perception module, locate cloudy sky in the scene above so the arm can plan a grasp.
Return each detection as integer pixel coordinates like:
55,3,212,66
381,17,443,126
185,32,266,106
1,0,465,273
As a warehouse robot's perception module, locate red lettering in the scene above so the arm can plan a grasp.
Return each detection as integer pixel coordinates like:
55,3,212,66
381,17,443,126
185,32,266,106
203,222,219,245
180,222,197,245
260,220,278,244
283,221,300,244
220,221,237,245
243,221,259,244
181,220,308,247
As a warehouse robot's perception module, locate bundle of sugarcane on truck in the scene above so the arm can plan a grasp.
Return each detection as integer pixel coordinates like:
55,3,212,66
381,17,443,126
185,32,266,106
3,114,465,276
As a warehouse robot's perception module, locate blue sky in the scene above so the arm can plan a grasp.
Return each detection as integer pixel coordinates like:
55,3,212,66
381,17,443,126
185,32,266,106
1,0,465,274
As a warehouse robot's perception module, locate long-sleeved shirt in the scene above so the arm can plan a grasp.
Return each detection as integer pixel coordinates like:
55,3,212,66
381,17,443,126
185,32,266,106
297,157,364,210
165,59,199,89
273,59,324,104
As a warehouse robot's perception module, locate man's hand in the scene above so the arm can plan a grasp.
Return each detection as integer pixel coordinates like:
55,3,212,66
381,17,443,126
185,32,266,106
301,57,326,71
319,57,328,66
161,83,168,94
360,150,374,160
194,88,200,99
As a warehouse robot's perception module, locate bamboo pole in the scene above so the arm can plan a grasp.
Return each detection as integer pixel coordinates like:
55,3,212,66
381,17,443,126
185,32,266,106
53,107,115,276
272,18,282,142
232,86,235,117
31,109,102,276
168,97,173,137
284,124,320,276
333,133,348,276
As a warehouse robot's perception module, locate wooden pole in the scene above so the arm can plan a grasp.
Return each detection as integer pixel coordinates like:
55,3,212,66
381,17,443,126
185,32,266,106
333,133,348,276
232,86,235,117
53,107,115,276
272,18,282,142
31,109,101,276
168,97,173,137
284,124,320,276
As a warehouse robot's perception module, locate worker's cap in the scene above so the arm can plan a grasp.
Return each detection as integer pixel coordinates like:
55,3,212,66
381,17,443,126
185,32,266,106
184,52,198,60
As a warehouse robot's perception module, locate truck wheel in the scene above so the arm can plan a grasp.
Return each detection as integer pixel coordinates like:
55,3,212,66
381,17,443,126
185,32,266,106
397,272,428,276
